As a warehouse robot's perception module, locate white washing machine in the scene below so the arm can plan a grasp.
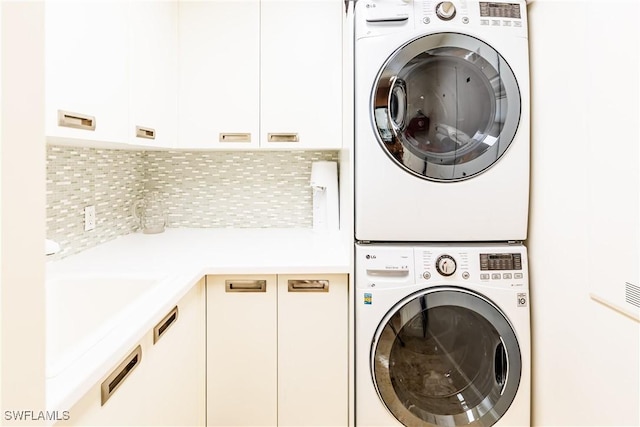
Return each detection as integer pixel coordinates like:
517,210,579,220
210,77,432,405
354,0,530,242
355,243,530,426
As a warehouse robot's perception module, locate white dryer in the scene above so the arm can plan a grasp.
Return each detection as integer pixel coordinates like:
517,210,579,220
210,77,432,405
354,0,530,242
355,243,531,426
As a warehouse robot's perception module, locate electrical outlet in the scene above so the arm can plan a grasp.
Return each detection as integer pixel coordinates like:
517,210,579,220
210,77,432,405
84,205,96,231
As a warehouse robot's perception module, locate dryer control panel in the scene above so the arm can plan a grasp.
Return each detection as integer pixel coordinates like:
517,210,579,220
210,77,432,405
355,0,527,39
415,0,525,29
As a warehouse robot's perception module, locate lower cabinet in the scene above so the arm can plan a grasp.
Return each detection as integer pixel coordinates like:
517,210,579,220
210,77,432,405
206,275,278,426
57,279,205,426
55,273,347,426
206,274,348,427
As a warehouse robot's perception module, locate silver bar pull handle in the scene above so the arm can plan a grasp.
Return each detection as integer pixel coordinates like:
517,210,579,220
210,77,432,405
153,306,178,344
225,280,267,293
219,133,251,143
136,126,156,140
288,279,329,292
101,345,142,405
268,133,299,143
58,110,96,131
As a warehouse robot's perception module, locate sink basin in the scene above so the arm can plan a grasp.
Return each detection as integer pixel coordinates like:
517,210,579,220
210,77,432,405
46,273,164,379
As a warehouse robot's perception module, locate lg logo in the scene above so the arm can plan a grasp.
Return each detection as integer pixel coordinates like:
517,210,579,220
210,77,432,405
365,254,377,259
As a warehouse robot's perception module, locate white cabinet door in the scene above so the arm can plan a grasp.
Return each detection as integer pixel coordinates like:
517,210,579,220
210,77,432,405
129,1,178,148
260,0,343,149
206,275,278,426
45,0,129,145
277,274,348,426
142,279,205,426
178,1,260,149
56,280,205,426
57,340,151,426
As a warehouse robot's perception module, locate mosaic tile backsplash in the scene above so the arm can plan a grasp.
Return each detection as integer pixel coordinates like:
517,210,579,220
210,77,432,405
46,146,339,260
46,146,145,260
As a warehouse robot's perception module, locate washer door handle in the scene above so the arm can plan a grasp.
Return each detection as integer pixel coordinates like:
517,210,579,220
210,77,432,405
387,77,407,132
494,339,508,395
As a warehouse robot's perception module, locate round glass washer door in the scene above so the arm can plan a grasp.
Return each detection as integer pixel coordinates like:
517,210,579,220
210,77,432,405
372,287,521,426
372,33,521,182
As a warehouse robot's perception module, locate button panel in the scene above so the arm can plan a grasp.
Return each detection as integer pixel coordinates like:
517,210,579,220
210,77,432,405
480,253,523,271
479,271,525,283
479,1,521,19
480,19,521,27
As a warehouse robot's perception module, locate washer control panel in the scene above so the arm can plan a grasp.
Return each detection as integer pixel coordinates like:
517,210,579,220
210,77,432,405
414,245,527,286
357,244,528,290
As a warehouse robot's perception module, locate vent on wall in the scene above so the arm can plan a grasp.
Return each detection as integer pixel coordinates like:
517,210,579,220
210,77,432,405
590,282,640,322
625,282,640,308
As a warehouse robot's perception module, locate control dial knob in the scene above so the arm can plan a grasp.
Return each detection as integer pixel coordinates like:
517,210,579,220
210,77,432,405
436,254,457,276
436,1,456,21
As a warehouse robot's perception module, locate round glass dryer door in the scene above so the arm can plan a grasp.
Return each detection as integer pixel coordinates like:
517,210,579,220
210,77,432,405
372,288,521,426
373,33,521,181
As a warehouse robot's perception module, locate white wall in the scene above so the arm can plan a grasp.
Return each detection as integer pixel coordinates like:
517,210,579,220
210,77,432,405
528,1,639,425
0,1,46,422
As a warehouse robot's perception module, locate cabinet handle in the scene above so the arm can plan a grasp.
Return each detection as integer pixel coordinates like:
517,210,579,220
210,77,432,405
153,306,178,344
288,280,329,292
268,133,299,143
225,280,267,292
101,345,142,406
219,133,252,143
57,110,96,131
136,126,156,140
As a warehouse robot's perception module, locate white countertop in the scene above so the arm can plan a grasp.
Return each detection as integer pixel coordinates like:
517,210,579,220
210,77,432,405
46,228,351,413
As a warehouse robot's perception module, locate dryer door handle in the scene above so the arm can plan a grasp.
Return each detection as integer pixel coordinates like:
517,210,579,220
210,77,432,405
388,77,407,132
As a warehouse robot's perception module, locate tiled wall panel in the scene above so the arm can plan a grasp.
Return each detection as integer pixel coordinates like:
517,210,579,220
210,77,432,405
46,146,144,260
142,151,338,228
46,146,338,259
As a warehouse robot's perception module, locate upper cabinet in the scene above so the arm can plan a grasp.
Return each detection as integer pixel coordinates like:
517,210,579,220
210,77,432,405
178,0,261,149
178,0,343,150
45,1,129,145
260,1,343,150
46,1,178,148
129,1,178,148
46,1,342,150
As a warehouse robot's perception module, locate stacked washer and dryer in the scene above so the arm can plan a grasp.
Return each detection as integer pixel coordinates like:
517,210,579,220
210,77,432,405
353,1,531,426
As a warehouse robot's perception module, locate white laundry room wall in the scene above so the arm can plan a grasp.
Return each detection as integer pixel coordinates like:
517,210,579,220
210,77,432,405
528,1,639,425
1,1,46,414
